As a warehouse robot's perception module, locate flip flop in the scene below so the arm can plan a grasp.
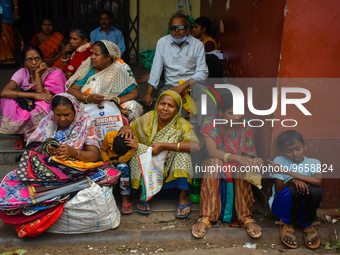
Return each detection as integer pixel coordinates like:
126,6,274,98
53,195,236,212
175,202,192,219
192,218,211,239
280,219,298,249
303,226,320,249
13,139,26,150
121,203,133,214
137,200,151,215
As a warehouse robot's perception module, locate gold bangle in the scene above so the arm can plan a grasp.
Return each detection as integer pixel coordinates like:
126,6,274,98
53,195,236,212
14,7,19,9
77,150,80,159
16,90,19,98
223,153,231,163
177,142,180,151
79,151,85,160
85,95,90,104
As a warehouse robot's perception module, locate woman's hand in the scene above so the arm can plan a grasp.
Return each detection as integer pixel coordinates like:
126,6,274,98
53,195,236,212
34,91,53,103
234,155,257,167
125,137,138,151
35,62,48,75
292,179,309,195
47,144,59,156
55,144,75,161
150,143,164,155
63,44,72,56
118,125,136,139
87,94,105,104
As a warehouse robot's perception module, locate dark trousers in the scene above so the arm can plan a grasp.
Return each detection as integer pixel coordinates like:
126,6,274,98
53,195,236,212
271,183,322,227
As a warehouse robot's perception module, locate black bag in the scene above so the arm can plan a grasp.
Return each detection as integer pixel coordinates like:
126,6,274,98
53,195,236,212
15,88,36,112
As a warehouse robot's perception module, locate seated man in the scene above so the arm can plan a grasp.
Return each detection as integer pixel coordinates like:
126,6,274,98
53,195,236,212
142,11,209,122
90,10,125,55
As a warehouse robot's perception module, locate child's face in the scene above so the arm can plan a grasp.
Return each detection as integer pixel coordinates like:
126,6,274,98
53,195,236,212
282,140,305,163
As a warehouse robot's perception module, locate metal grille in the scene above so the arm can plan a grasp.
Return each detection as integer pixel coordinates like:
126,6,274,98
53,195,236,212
30,0,138,61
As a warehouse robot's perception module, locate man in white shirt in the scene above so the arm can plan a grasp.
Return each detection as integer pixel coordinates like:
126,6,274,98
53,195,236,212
142,12,209,109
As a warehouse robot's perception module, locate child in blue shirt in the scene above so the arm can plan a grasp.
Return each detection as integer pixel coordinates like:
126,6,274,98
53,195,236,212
269,130,322,249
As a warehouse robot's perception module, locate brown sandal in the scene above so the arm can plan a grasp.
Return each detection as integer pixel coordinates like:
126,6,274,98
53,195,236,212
243,219,262,239
303,226,320,249
192,218,212,239
280,219,298,249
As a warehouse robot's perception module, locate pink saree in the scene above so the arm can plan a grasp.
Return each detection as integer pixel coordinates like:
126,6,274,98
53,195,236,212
0,67,66,139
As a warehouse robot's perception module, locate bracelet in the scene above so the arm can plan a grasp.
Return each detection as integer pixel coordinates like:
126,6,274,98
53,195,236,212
85,95,90,104
223,153,231,163
177,142,180,151
14,7,19,9
79,150,85,160
62,58,68,62
77,150,80,159
16,90,19,98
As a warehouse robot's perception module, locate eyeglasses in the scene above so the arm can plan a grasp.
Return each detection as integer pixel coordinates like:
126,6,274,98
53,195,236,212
25,57,42,63
169,25,187,31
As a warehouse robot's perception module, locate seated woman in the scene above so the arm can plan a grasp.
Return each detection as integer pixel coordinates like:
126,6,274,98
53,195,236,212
191,93,264,238
27,93,101,162
61,28,92,79
120,91,200,217
66,40,143,122
0,45,66,149
191,16,217,52
30,17,68,68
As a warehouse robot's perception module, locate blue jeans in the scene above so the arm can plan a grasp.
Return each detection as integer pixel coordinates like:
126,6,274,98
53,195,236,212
114,163,131,196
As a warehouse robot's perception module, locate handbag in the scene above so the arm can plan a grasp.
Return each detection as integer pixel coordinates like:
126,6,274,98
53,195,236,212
14,82,36,112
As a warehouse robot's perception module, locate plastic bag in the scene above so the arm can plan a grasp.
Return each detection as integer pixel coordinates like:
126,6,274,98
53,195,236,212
139,147,168,202
243,172,262,189
84,101,123,141
46,183,120,234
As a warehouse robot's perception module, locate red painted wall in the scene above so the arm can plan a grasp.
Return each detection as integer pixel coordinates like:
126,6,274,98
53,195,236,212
201,0,340,208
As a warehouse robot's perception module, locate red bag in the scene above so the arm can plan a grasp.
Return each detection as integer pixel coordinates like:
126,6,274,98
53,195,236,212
15,203,64,237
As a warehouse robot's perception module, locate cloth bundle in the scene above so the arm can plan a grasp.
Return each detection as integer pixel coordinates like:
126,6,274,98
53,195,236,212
0,149,116,237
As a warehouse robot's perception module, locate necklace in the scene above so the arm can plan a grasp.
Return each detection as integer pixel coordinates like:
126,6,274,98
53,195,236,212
29,69,35,83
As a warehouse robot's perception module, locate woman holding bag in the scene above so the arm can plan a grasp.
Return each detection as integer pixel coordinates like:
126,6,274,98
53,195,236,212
0,45,66,149
120,90,200,218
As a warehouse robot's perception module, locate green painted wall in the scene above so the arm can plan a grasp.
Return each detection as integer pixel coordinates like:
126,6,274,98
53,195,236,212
130,0,200,53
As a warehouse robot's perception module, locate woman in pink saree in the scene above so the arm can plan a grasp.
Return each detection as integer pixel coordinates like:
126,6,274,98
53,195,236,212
0,46,66,149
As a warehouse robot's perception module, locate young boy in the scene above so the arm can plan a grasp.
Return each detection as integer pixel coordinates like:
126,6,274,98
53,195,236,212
102,130,138,214
268,130,322,249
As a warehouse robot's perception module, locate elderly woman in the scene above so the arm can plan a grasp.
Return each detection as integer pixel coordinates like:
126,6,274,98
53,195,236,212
0,45,66,149
61,28,92,79
27,93,101,162
30,17,68,68
66,40,142,122
191,93,264,239
120,91,200,217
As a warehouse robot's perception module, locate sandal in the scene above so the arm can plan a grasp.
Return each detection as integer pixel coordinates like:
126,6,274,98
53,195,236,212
303,226,320,249
192,218,211,239
121,203,133,214
175,202,192,219
13,139,26,150
244,219,262,239
280,219,298,248
137,200,151,215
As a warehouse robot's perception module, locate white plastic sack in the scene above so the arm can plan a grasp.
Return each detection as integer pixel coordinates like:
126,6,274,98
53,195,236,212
140,147,168,201
47,183,120,234
84,101,123,141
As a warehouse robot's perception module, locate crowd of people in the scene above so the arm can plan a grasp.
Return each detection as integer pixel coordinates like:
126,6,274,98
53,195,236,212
0,8,322,250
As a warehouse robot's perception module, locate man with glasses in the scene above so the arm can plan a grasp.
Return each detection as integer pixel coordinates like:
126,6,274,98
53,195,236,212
142,12,208,112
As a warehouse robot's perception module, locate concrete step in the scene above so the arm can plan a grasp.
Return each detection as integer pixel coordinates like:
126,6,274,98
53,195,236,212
0,164,18,180
0,136,25,164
